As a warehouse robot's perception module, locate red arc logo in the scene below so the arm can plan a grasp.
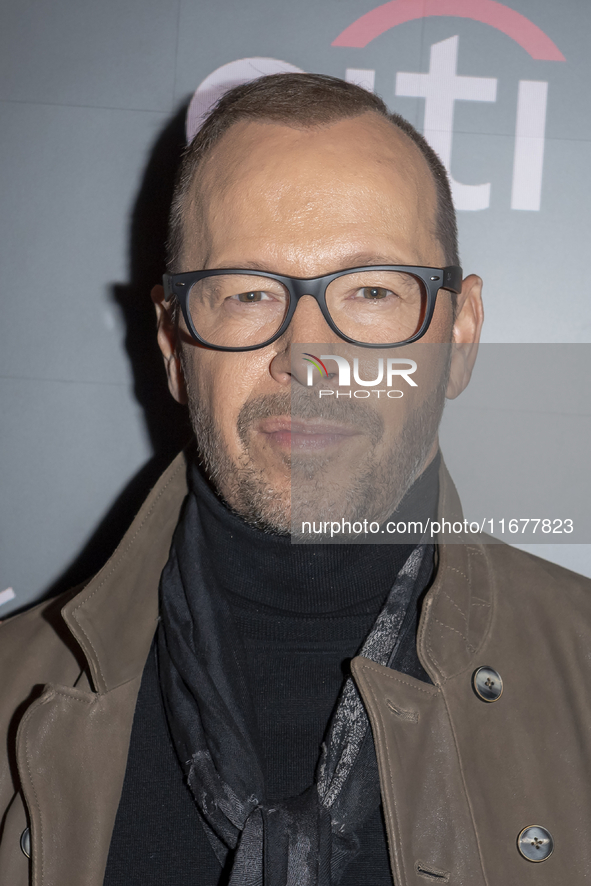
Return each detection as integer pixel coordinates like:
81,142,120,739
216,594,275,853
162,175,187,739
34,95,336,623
332,0,565,61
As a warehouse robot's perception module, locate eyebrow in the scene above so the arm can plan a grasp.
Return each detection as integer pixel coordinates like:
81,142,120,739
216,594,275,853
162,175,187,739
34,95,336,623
337,252,416,268
210,254,421,275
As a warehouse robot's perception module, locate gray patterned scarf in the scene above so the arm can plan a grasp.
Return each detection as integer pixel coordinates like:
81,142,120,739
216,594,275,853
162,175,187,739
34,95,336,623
157,486,433,886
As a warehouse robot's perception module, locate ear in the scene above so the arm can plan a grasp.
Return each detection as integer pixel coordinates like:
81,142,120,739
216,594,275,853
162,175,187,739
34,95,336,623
151,284,188,405
446,274,484,400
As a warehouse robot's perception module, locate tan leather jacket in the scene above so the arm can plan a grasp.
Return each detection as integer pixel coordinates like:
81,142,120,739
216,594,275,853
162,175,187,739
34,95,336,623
2,451,591,886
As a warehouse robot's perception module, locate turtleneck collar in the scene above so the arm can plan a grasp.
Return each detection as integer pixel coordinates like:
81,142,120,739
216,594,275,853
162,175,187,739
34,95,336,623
186,452,440,616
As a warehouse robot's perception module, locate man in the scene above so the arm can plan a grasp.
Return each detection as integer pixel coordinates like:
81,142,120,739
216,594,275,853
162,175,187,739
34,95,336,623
1,73,590,886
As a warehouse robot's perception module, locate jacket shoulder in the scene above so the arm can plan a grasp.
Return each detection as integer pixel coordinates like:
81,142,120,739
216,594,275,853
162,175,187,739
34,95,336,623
481,542,591,653
486,542,591,600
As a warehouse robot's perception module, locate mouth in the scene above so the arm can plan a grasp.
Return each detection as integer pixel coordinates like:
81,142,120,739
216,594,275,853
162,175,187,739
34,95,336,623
257,416,362,451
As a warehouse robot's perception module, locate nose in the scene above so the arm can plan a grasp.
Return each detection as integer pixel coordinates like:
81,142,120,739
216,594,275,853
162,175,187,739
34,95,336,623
269,294,340,386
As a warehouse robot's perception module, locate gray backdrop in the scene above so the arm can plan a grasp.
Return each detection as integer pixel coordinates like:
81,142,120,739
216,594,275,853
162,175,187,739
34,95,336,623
1,0,590,617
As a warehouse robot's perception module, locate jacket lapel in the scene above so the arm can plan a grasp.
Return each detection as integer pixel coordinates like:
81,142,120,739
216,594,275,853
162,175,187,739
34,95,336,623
17,681,140,886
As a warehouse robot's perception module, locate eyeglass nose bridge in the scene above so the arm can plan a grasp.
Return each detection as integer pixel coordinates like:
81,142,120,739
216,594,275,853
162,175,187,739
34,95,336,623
289,276,327,304
280,276,336,338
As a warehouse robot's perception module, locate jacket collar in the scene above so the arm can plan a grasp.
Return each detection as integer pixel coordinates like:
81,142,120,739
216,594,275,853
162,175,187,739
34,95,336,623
61,451,188,694
60,450,494,694
418,465,495,683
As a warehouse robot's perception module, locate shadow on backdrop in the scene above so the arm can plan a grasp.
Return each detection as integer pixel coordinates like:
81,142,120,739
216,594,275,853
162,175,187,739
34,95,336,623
38,99,193,606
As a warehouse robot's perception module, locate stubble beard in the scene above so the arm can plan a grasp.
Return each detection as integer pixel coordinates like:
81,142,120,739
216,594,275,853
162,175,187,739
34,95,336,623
183,356,450,536
186,388,293,534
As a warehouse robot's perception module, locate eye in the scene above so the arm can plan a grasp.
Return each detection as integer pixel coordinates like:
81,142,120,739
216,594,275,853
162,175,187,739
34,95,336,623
358,286,393,300
234,290,272,303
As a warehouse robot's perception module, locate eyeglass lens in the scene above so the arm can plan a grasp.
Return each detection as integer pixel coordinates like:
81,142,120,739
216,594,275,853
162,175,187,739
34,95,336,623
186,271,428,347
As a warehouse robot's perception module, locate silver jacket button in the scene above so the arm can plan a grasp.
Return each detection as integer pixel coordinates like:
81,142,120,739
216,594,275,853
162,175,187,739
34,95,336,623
472,666,503,702
517,826,554,862
20,827,31,858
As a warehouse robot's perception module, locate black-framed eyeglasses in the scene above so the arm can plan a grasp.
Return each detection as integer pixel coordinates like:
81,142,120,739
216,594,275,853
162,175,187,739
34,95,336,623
162,265,463,351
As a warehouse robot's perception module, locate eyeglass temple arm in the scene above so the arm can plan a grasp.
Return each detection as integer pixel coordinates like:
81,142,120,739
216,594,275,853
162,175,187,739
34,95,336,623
443,266,463,294
162,274,176,302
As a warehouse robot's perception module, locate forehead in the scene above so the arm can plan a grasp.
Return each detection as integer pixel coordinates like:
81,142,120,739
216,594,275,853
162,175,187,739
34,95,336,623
184,112,441,270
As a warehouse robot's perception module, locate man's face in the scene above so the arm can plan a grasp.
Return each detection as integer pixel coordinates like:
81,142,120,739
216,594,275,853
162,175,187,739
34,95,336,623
155,112,483,531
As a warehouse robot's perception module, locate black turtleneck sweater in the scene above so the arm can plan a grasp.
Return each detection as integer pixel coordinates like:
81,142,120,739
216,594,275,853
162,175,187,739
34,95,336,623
103,456,438,886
